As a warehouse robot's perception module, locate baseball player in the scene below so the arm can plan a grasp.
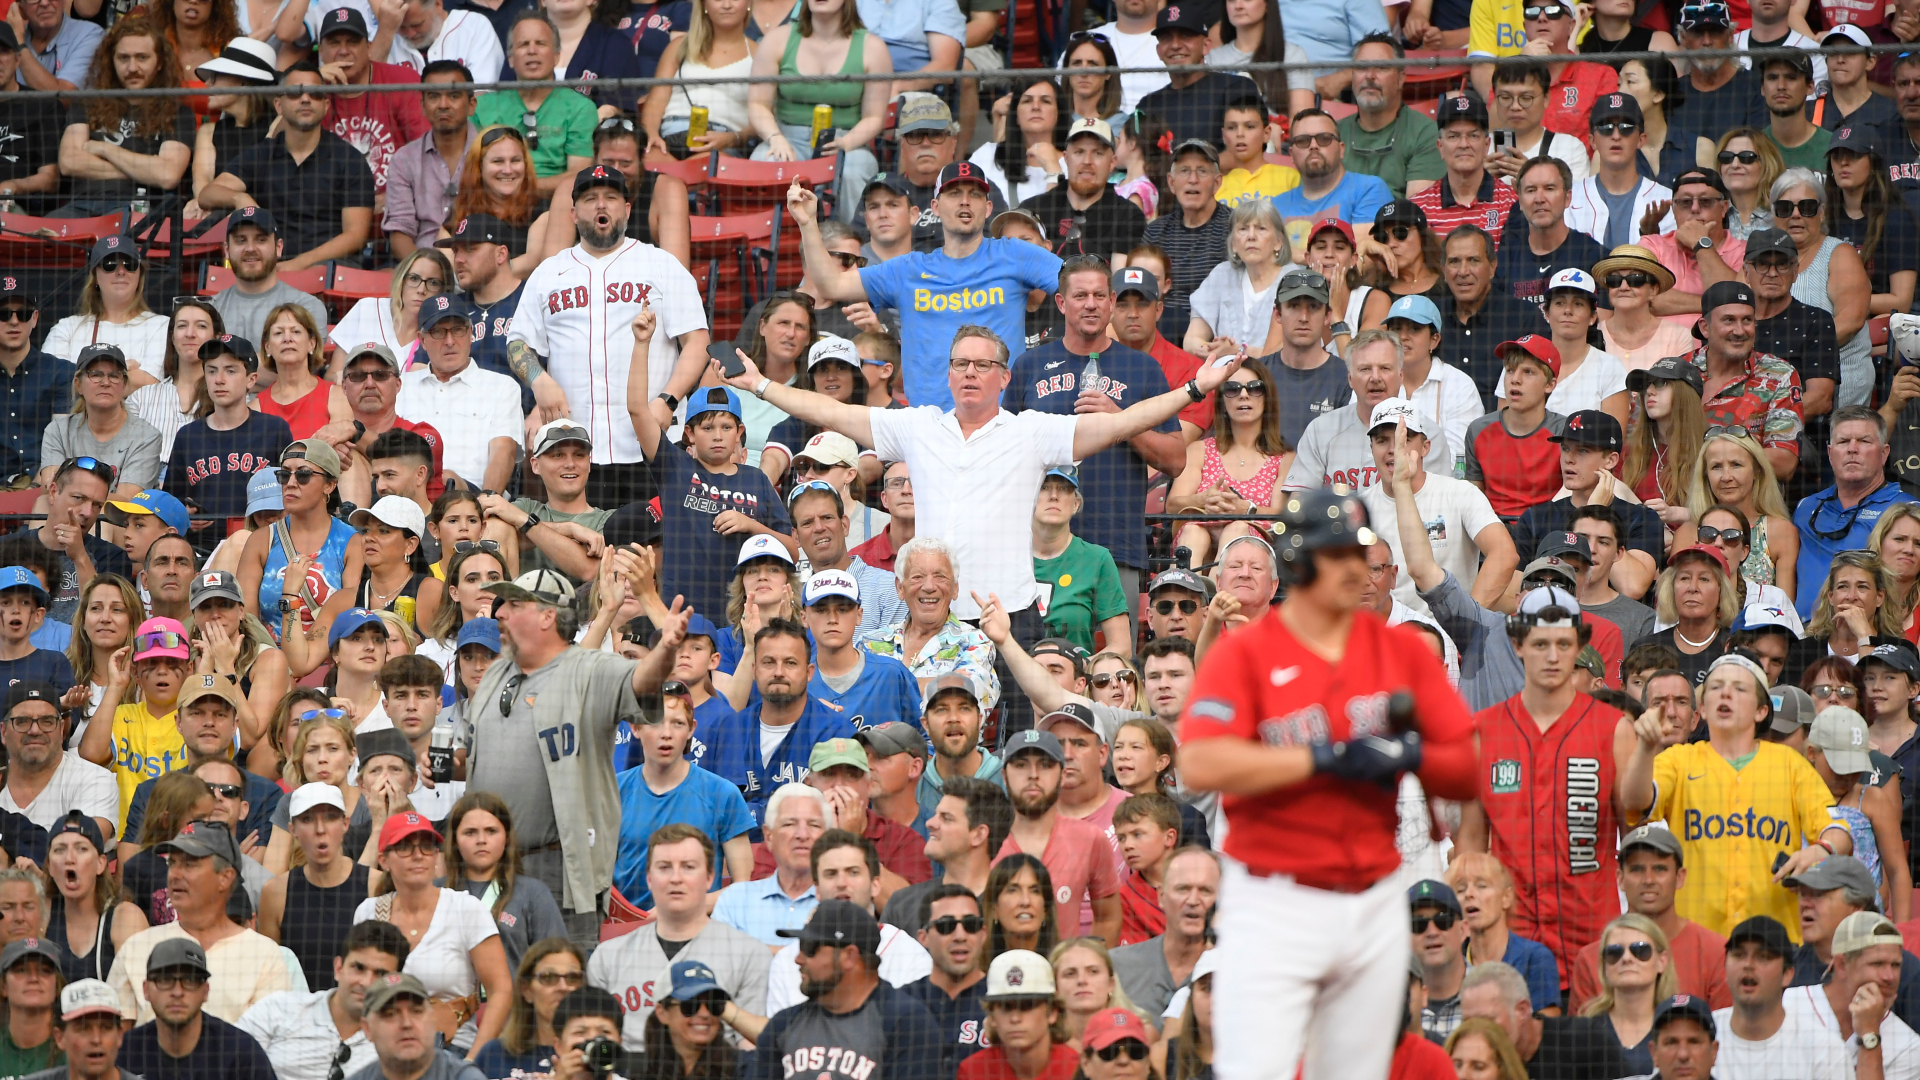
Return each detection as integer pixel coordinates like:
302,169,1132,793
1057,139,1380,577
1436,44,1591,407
1455,584,1628,985
1179,488,1479,1080
506,165,711,497
1619,652,1853,940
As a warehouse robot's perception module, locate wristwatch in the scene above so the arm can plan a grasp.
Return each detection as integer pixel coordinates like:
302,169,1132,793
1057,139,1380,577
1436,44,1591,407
1185,379,1206,402
517,513,538,536
1330,321,1353,336
350,419,367,443
1862,1033,1882,1051
752,377,772,399
656,392,679,411
1695,234,1715,252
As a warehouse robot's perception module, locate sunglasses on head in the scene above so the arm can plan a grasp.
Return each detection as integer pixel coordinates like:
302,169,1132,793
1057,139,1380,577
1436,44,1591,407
1592,121,1639,137
928,914,985,935
453,539,502,555
1155,598,1199,615
481,126,527,150
1604,271,1655,289
1718,149,1759,164
66,456,118,485
1603,941,1656,964
1090,670,1137,688
597,116,634,132
676,991,729,1016
1371,224,1413,243
1697,525,1746,545
1774,198,1821,218
1411,911,1458,933
1096,1041,1150,1062
296,707,349,723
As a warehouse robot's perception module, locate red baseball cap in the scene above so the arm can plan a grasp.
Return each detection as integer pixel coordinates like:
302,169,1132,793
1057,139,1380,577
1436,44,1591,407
1083,1008,1153,1051
1307,218,1356,247
1670,543,1731,576
1498,335,1562,378
378,812,442,852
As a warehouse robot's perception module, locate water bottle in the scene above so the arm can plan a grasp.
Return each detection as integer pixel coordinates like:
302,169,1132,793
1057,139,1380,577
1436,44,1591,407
130,187,149,218
429,721,455,784
1080,352,1102,398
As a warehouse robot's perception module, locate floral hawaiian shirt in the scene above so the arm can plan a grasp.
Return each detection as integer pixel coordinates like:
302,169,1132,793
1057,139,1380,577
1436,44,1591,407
860,615,1002,709
1686,345,1804,454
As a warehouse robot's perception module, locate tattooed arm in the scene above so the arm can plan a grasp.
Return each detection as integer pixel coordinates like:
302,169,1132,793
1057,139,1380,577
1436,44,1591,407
509,340,571,425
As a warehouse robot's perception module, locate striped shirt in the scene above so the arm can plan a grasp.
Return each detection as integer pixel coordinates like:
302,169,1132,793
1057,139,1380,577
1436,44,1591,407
1411,172,1518,249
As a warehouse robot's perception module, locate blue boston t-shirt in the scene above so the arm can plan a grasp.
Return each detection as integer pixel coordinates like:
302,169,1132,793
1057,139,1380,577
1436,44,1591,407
859,238,1063,409
1271,172,1395,255
1002,339,1176,570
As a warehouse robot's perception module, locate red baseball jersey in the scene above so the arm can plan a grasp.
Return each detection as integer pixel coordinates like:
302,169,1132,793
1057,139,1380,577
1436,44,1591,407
1474,693,1624,977
1543,62,1621,145
1181,607,1478,889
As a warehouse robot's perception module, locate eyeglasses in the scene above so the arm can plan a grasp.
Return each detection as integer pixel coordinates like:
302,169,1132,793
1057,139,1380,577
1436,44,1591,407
831,251,869,269
343,368,396,383
1603,941,1656,964
1718,149,1759,165
1604,271,1655,289
67,456,117,485
675,991,729,1016
1697,525,1746,546
1154,598,1199,615
1411,912,1458,933
1371,224,1412,243
1592,121,1639,137
81,367,126,383
4,714,58,732
1090,670,1137,689
135,629,188,653
928,914,985,935
98,255,138,273
1674,195,1725,210
1774,198,1821,219
1753,256,1795,275
205,782,243,799
520,111,541,151
403,273,445,292
1288,132,1339,150
149,970,209,989
454,539,502,555
1812,683,1860,701
500,672,528,717
531,970,585,987
0,307,34,323
949,357,1006,373
281,469,322,487
883,476,912,490
1096,1041,1150,1062
422,323,466,342
1219,381,1265,398
1493,91,1541,109
296,707,349,723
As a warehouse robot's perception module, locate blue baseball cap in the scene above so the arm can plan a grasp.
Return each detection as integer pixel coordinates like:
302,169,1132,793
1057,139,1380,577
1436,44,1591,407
456,617,500,654
1408,879,1462,916
245,468,283,520
685,613,720,644
1384,294,1442,330
667,960,724,1001
1044,466,1079,488
327,608,389,649
110,489,189,536
686,385,742,423
418,293,475,329
0,566,48,606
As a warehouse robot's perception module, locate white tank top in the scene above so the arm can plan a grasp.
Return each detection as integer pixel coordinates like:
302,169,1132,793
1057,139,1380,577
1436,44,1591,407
667,53,754,134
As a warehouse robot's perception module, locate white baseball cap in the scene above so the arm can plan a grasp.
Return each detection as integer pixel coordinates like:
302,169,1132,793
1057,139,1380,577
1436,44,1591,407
805,569,860,607
60,980,121,1022
1547,268,1597,295
1518,584,1581,618
736,534,795,568
289,782,347,819
986,950,1056,1000
808,334,860,370
349,495,427,538
1368,398,1433,439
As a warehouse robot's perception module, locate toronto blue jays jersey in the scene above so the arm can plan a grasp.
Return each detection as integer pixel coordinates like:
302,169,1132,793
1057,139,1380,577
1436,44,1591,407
691,695,856,835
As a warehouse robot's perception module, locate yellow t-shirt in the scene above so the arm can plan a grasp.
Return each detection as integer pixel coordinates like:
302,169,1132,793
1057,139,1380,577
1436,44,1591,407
110,701,186,830
1468,0,1527,59
1648,741,1842,941
1217,164,1302,207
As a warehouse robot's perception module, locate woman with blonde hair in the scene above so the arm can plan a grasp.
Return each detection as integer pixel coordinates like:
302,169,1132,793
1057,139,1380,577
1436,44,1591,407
438,129,558,277
644,0,754,160
1444,852,1561,1015
472,937,586,1077
1050,937,1151,1049
1640,545,1740,683
42,242,167,379
1869,503,1920,640
66,575,142,743
1185,200,1299,354
1805,550,1910,662
1445,1017,1529,1080
714,546,806,706
262,708,365,874
1677,428,1796,595
1579,914,1677,1074
1715,129,1782,239
1087,652,1139,712
258,303,350,442
328,248,458,371
1166,357,1289,570
1622,361,1705,523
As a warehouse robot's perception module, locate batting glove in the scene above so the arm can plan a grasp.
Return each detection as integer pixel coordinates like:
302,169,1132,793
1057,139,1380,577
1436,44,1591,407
1312,732,1423,785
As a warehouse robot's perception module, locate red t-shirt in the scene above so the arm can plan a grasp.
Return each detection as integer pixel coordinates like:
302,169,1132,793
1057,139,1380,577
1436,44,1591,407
850,529,899,572
1465,411,1565,521
1473,693,1624,977
958,1044,1079,1080
748,812,931,884
995,814,1122,933
1118,870,1164,945
1570,918,1730,1012
1544,61,1621,143
1389,1031,1457,1080
1179,607,1478,888
1149,334,1213,431
328,63,428,192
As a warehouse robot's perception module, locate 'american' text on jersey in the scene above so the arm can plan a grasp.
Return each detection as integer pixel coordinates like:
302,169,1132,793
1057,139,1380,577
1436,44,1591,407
547,281,656,313
1566,757,1601,875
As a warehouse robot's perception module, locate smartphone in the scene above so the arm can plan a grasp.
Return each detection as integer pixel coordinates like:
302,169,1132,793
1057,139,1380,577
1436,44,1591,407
708,341,747,379
1772,850,1790,874
1493,129,1516,155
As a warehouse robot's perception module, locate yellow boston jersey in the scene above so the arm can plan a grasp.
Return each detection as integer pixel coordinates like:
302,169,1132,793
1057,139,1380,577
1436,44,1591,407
1218,164,1302,208
1468,0,1527,59
111,701,188,830
1649,741,1841,941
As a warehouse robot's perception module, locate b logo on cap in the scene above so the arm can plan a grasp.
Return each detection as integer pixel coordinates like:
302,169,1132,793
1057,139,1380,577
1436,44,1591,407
1563,533,1579,544
457,216,469,232
1569,415,1585,430
1608,94,1623,107
198,675,216,688
3,278,16,290
1166,5,1179,16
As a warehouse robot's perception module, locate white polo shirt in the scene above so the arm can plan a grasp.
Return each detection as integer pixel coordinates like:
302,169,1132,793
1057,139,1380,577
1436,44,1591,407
388,9,505,82
868,405,1077,618
395,360,526,485
237,990,378,1080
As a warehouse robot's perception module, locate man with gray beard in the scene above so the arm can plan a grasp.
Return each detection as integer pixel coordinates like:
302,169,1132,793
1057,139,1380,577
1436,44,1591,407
1337,32,1445,199
1668,1,1768,137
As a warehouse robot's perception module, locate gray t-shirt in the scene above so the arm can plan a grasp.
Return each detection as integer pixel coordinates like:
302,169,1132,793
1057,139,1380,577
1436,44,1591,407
1585,593,1655,647
1110,937,1178,1021
1599,184,1638,250
509,499,613,583
459,875,567,973
1417,570,1525,711
211,280,331,352
347,1048,484,1080
466,656,561,846
40,412,161,490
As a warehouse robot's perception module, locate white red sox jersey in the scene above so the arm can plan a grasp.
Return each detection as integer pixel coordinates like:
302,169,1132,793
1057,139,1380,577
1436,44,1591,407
507,238,707,464
387,10,505,82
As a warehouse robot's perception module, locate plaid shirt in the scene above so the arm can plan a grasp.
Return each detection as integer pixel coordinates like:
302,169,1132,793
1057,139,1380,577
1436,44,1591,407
1686,345,1805,452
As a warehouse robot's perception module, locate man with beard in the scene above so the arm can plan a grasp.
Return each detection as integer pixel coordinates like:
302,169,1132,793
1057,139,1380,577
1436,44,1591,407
1018,120,1146,263
994,727,1121,947
901,886,990,1059
53,19,191,216
750,901,947,1077
237,921,408,1080
508,165,709,510
384,60,475,260
118,937,277,1080
0,279,69,483
1667,1,1768,140
207,207,329,348
0,682,114,838
1713,915,1846,1078
1339,33,1445,199
384,0,500,79
1761,54,1831,171
13,458,129,625
200,62,377,273
1271,110,1393,254
914,676,1003,824
763,831,931,1014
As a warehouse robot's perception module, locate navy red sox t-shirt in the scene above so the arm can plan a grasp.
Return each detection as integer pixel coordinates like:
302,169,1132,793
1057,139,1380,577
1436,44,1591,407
648,444,790,625
746,980,952,1080
164,411,293,523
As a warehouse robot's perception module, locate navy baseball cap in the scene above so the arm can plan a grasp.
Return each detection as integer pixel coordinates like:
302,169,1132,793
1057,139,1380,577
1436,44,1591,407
0,274,33,308
1589,91,1644,128
1408,879,1462,917
1550,410,1624,451
320,7,369,38
1651,995,1716,1040
86,235,139,272
435,212,515,247
419,293,475,329
198,333,259,371
1435,91,1489,129
1,681,57,717
937,161,993,195
1154,2,1209,35
573,164,629,199
226,205,277,235
667,960,724,1001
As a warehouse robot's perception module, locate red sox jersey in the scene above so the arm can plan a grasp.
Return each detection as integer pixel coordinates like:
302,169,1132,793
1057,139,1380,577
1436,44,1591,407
1181,607,1479,889
507,238,707,464
1474,693,1623,977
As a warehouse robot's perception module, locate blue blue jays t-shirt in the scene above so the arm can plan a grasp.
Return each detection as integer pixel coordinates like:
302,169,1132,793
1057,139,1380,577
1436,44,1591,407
615,693,737,771
859,239,1063,409
1002,340,1175,569
648,446,791,628
612,762,756,905
1271,172,1395,255
811,650,923,732
690,695,856,834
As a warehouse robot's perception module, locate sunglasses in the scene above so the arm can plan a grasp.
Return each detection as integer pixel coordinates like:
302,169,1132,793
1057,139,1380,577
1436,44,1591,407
1371,224,1413,243
1155,598,1199,615
1603,941,1656,964
1524,3,1571,14
500,672,528,718
1096,1041,1150,1062
1774,198,1821,218
98,255,139,273
0,307,32,323
1592,121,1639,137
1411,912,1458,933
1605,272,1656,289
531,970,585,987
343,368,396,383
453,539,503,555
1219,381,1265,398
480,126,527,150
676,991,729,1016
1090,670,1137,688
1703,425,1748,439
281,468,323,487
67,456,118,485
295,707,349,723
831,251,870,269
1289,132,1339,150
661,680,691,697
1718,149,1759,165
597,116,635,132
1812,684,1859,700
205,782,243,799
520,111,541,151
1697,525,1746,546
135,629,188,653
928,914,986,935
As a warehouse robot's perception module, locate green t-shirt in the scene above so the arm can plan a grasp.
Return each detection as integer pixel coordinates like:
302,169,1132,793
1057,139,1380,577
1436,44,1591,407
1769,126,1834,173
473,89,598,177
511,498,614,582
0,1026,62,1080
1034,536,1129,653
1338,107,1445,199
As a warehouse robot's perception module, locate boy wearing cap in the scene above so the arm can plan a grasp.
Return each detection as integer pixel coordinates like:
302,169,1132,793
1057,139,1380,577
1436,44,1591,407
798,570,920,732
1507,408,1665,598
117,935,277,1080
958,950,1075,1080
611,678,754,907
0,568,74,696
1464,336,1566,523
108,490,187,570
32,979,133,1080
1362,402,1514,614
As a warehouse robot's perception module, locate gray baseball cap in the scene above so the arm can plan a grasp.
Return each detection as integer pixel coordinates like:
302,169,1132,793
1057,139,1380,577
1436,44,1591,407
1782,854,1875,896
1003,728,1065,765
1619,824,1684,865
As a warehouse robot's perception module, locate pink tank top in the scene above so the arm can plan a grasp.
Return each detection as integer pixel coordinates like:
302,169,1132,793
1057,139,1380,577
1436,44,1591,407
1199,437,1282,507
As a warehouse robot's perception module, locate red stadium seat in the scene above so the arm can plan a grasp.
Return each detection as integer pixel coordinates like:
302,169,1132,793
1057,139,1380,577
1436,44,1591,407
708,155,838,218
0,212,125,267
323,265,392,304
199,264,328,297
1403,48,1470,98
689,210,776,342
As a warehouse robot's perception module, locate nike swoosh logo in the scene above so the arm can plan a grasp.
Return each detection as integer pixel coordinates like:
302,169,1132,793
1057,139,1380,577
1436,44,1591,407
1271,666,1301,686
1045,360,1067,370
1687,773,1705,780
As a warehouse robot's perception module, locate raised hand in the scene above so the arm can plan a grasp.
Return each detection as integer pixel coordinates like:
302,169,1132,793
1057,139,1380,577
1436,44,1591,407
785,178,818,223
971,591,1011,645
631,296,656,346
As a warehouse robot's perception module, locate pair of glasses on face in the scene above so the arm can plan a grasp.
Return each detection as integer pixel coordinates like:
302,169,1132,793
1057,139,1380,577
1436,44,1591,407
1697,525,1746,546
1719,149,1759,165
1603,941,1656,964
1605,271,1656,289
1524,3,1571,15
1593,121,1639,137
0,306,33,323
4,715,57,733
98,255,138,274
282,468,323,487
1155,598,1199,616
344,368,395,384
1289,132,1338,150
1090,670,1136,689
1219,381,1265,398
675,991,730,1016
81,367,125,384
928,914,985,935
949,357,1005,373
205,782,243,799
1097,1041,1150,1062
1775,198,1821,219
1753,255,1795,275
403,272,445,292
149,970,209,990
531,970,585,987
1813,683,1859,701
1412,912,1458,933
1673,195,1724,211
830,251,869,269
1371,224,1412,243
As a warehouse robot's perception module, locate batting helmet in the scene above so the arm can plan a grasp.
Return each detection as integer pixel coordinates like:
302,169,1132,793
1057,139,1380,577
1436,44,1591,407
1271,487,1377,583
